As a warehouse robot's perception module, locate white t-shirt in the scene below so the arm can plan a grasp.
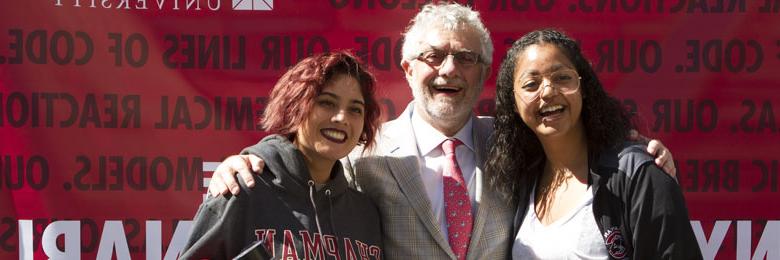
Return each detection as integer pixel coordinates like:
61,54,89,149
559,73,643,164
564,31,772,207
512,186,608,260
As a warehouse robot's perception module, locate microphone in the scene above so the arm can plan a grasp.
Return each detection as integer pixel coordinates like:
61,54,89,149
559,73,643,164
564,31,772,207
232,238,272,260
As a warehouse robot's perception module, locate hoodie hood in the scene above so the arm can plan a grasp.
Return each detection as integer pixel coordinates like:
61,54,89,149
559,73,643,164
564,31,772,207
241,134,349,198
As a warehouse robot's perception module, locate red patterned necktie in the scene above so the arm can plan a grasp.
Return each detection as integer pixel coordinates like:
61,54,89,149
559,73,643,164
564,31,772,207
442,138,472,260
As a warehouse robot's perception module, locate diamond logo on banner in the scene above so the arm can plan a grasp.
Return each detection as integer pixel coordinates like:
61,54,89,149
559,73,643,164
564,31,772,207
233,0,273,11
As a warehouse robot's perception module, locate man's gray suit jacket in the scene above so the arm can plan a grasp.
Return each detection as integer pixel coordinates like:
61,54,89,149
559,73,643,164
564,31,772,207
343,103,516,259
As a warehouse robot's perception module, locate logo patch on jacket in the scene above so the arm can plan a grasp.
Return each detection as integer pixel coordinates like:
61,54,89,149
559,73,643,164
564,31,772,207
604,227,627,259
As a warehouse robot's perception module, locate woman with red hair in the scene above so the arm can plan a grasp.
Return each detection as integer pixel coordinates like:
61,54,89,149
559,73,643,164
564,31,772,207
181,51,383,259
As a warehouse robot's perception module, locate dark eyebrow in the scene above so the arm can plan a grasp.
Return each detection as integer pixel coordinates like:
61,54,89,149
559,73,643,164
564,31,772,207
548,64,569,71
319,92,338,99
320,91,365,107
518,64,571,78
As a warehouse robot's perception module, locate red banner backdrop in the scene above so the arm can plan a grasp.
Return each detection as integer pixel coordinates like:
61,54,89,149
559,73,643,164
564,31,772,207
1,0,779,259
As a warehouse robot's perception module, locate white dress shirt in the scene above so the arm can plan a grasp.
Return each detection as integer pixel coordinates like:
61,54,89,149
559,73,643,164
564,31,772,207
410,108,478,239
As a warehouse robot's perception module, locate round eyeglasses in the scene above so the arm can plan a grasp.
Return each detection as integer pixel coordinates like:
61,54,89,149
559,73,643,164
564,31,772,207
416,49,484,67
515,69,581,103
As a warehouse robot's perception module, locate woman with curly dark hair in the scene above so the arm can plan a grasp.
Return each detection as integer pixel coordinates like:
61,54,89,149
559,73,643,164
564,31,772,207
486,29,701,259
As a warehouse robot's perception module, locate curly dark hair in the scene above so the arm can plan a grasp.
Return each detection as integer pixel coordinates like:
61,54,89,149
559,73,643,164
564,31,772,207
262,51,381,149
485,29,633,200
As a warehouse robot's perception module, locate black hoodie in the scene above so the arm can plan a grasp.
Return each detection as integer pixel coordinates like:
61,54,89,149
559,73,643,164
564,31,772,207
181,135,383,259
513,142,702,259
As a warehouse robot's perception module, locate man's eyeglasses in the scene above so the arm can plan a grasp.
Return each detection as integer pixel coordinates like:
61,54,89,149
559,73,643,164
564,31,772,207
416,49,483,67
515,69,581,103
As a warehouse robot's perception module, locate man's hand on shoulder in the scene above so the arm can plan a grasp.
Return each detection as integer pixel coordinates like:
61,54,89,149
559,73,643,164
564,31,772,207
208,154,265,197
629,130,676,178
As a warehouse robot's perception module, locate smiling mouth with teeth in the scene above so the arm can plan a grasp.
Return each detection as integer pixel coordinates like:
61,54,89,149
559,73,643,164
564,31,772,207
538,105,565,117
432,85,461,94
320,128,347,144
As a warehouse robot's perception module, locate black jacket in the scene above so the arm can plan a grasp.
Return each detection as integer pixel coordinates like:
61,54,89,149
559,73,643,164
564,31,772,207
181,135,383,259
513,143,703,259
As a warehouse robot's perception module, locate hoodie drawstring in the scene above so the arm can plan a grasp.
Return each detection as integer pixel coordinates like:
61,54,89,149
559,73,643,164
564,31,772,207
307,180,324,236
325,189,338,239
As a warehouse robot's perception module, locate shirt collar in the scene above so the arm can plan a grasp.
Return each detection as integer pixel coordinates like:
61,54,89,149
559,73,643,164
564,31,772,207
411,107,475,156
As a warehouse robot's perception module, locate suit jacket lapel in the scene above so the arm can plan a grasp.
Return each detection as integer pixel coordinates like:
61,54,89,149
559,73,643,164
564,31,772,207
467,116,493,259
381,103,455,257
